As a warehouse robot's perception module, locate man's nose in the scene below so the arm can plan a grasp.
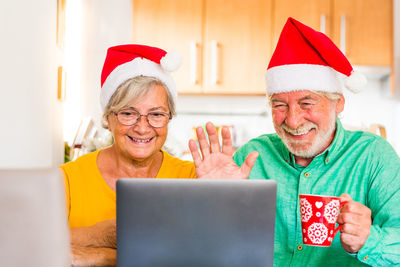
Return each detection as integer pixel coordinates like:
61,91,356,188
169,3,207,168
285,106,304,129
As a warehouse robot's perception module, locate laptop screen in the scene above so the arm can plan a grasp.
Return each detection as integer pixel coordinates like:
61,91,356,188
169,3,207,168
117,178,277,267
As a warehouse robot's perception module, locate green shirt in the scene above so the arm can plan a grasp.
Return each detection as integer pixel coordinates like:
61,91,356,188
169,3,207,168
233,120,400,266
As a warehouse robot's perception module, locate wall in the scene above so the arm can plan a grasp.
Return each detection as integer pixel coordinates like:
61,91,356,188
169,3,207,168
341,74,400,153
165,96,273,160
80,0,133,127
0,0,64,168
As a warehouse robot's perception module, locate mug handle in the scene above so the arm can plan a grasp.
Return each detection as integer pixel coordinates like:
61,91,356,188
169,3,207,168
333,200,348,236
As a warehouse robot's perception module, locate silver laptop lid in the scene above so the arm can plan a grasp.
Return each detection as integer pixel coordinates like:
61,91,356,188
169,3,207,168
117,179,277,267
0,168,71,267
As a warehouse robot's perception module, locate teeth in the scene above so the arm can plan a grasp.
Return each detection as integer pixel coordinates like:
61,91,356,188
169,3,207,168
281,124,316,136
130,137,152,143
291,130,310,136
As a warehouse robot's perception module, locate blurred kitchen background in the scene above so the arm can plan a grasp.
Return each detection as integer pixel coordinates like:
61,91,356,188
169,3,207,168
1,0,399,168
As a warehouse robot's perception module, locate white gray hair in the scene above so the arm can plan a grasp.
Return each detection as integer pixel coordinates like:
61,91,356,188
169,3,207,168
268,90,342,106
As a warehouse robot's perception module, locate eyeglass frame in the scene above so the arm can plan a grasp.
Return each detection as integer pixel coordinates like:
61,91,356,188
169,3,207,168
112,109,172,128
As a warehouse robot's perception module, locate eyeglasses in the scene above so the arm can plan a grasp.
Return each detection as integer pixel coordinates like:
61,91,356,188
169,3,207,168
114,109,171,128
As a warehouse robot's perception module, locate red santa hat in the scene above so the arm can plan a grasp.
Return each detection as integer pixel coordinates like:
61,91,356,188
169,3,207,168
266,17,367,95
100,44,182,110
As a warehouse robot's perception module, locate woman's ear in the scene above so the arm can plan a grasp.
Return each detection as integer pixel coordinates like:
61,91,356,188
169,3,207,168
335,94,345,114
106,114,112,132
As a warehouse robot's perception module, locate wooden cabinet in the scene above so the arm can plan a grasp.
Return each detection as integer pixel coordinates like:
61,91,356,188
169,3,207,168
202,0,272,94
133,0,393,95
132,0,272,95
132,0,203,93
331,0,393,66
272,0,393,66
272,0,332,48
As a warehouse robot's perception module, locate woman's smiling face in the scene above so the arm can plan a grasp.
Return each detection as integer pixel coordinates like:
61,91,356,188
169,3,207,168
108,84,170,162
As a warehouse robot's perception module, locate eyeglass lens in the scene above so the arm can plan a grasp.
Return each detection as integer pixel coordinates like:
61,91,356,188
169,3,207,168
116,110,170,127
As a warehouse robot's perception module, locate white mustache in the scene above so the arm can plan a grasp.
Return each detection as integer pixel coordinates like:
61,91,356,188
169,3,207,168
281,122,317,135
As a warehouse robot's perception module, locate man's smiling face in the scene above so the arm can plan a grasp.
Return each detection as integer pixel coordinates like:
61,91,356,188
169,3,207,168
271,90,344,159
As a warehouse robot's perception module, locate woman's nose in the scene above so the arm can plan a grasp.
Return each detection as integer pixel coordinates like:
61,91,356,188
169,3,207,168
133,115,151,132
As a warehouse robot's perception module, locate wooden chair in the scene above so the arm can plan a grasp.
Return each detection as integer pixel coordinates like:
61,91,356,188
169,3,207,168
368,124,387,139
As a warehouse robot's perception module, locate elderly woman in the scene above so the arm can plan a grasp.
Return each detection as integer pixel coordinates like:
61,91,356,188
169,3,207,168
61,44,196,266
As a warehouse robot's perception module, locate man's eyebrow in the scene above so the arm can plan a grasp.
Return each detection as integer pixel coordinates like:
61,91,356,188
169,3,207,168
270,95,318,103
270,99,286,103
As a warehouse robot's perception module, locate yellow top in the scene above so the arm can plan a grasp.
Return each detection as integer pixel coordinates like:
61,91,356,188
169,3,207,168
60,150,196,228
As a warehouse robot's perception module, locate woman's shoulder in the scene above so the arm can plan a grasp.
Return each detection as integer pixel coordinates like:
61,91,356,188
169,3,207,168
158,150,196,178
60,150,101,173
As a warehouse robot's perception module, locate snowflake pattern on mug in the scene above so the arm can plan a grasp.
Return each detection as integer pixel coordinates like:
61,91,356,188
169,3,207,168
324,199,340,223
300,198,313,222
308,223,328,244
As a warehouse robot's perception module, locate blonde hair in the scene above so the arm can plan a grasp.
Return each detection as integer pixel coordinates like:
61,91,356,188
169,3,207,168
102,76,176,128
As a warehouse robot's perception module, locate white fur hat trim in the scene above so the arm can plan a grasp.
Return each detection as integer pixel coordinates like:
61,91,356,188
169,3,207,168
345,71,367,93
266,64,347,95
160,51,182,72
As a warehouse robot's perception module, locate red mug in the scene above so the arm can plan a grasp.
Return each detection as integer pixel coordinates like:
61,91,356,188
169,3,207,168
299,194,346,247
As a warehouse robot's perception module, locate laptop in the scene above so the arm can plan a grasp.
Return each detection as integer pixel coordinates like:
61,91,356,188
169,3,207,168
0,168,71,267
117,179,277,267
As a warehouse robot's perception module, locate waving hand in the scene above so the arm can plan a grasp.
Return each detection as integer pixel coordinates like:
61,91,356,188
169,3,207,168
188,122,258,179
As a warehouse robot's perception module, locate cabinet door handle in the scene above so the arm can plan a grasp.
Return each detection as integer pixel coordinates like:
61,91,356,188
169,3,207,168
340,15,347,55
190,41,199,85
320,14,326,34
211,40,219,85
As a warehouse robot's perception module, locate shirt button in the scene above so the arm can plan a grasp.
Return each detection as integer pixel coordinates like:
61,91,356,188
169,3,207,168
326,158,329,163
363,255,368,261
297,245,303,251
286,159,289,163
304,172,310,178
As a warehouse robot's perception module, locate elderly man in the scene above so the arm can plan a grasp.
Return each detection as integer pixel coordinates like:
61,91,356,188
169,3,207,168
189,17,400,266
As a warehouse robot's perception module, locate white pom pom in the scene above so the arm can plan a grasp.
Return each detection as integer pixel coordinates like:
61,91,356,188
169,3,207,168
160,50,182,72
345,71,367,93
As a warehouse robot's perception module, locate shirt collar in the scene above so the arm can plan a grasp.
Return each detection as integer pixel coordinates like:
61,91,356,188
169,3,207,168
324,119,345,164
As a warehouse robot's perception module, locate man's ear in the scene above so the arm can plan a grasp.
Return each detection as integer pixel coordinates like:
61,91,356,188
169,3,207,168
335,94,345,114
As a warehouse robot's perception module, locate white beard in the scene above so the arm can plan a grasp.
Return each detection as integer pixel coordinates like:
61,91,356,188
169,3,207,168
276,112,337,159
